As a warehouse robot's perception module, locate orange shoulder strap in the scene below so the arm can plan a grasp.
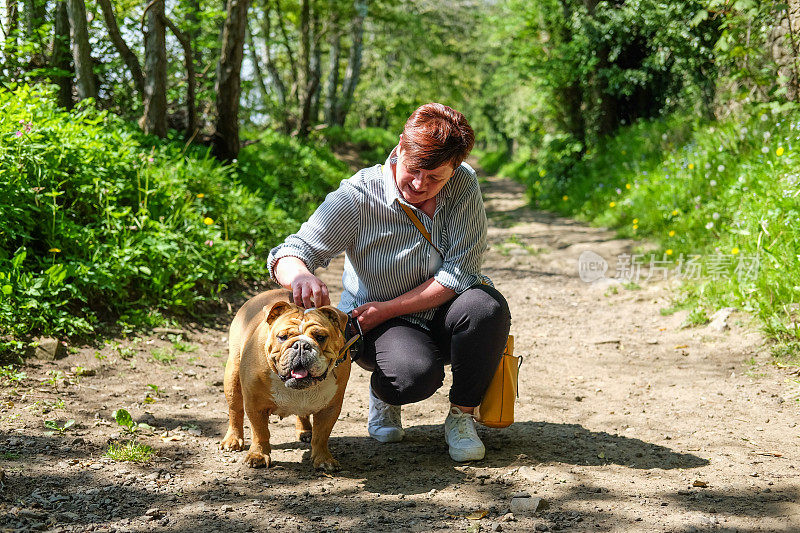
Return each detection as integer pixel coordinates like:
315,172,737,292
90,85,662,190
398,202,443,257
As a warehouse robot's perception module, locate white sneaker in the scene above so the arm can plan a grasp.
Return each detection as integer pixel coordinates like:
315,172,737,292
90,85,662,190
444,407,485,462
368,385,404,443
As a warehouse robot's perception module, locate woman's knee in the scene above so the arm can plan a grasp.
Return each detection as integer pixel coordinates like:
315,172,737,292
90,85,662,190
448,285,511,330
372,358,445,405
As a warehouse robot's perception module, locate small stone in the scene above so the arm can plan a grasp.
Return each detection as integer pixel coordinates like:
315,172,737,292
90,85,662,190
145,508,162,518
511,491,530,498
89,463,103,470
535,524,549,531
707,307,736,331
491,523,503,532
500,513,515,522
28,337,67,361
692,480,708,488
221,505,233,513
510,496,548,514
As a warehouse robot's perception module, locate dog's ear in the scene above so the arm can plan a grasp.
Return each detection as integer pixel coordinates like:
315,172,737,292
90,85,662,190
316,306,348,331
265,301,294,325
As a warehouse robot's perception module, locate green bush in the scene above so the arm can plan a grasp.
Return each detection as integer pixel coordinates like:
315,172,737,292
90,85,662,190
314,125,398,166
498,103,800,344
0,85,347,355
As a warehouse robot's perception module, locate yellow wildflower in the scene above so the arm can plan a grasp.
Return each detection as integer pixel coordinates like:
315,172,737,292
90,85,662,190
665,249,673,256
669,230,675,237
731,247,740,255
609,202,616,208
625,183,632,189
539,169,546,177
633,224,639,230
562,195,568,201
633,218,639,224
776,147,785,156
671,210,678,216
688,163,694,170
197,193,205,198
203,217,214,225
49,248,60,253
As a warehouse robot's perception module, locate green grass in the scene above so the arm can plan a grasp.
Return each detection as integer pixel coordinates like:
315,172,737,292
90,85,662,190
150,348,176,364
488,104,800,360
0,451,20,460
104,440,154,462
0,365,26,383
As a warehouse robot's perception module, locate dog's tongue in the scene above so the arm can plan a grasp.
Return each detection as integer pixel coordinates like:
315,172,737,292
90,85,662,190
291,368,308,379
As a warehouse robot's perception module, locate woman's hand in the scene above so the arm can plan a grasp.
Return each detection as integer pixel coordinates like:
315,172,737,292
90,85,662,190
291,272,330,308
274,257,330,308
351,301,394,333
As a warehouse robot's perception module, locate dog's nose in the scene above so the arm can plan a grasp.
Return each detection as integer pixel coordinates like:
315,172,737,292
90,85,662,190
292,339,314,355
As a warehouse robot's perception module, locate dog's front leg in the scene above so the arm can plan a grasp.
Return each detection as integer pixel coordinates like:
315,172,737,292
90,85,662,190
310,404,342,472
243,405,272,468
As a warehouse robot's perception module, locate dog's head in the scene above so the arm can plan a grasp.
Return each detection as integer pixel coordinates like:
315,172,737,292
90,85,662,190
263,301,348,390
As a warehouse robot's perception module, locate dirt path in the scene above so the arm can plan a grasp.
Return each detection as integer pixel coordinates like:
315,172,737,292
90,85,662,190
2,174,799,532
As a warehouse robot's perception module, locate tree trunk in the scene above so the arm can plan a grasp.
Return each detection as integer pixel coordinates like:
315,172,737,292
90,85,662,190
51,0,73,109
23,0,46,36
163,15,197,139
247,22,270,103
296,0,320,137
260,1,289,131
142,0,167,137
324,4,341,126
309,7,322,126
97,0,145,97
553,0,584,147
5,0,19,67
334,0,367,126
186,0,201,65
274,0,298,104
67,0,96,100
213,0,250,160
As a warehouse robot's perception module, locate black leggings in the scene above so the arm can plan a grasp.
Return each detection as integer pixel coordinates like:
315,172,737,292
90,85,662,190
355,285,511,407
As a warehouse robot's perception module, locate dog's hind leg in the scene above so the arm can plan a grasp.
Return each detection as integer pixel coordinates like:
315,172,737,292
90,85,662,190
295,416,312,442
220,347,245,451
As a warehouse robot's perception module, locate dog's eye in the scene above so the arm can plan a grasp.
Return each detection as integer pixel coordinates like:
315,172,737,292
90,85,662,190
313,333,327,343
277,334,288,342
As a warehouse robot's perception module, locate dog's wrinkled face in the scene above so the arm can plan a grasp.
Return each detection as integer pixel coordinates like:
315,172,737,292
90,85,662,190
264,302,347,390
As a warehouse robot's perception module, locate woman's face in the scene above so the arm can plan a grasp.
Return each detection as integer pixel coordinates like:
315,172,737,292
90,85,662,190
394,144,455,207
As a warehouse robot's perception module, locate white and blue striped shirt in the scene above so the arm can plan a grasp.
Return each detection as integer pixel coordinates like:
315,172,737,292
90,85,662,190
267,153,490,327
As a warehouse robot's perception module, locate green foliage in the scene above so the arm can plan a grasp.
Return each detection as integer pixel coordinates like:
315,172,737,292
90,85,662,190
150,348,176,364
112,408,152,434
0,365,27,383
501,104,800,348
315,126,398,165
44,419,75,434
0,86,347,352
104,440,154,462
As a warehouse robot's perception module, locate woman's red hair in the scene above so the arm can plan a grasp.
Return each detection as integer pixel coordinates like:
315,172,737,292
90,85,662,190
400,103,475,171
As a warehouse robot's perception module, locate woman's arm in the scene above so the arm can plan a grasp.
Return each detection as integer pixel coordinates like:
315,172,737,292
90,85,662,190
268,180,360,308
351,278,455,332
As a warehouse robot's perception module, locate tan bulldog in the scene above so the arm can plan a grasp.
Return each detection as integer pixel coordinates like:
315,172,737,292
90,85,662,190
220,289,351,471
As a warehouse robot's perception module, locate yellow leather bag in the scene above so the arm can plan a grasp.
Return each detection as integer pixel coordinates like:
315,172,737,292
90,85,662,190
476,335,521,428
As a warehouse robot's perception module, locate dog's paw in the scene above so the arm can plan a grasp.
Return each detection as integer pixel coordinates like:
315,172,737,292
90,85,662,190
296,429,312,443
313,455,340,473
244,451,271,468
220,433,244,451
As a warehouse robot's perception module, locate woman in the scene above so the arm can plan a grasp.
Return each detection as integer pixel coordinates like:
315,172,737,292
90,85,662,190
268,103,511,462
